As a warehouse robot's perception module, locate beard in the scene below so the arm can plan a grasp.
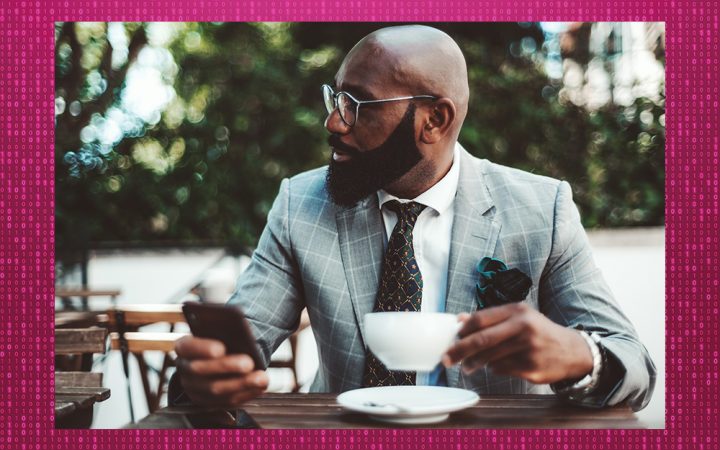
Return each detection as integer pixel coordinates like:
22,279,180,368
326,103,422,207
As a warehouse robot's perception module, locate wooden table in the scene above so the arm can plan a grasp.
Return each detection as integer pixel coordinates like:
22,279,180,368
55,329,111,428
127,393,644,429
55,386,111,428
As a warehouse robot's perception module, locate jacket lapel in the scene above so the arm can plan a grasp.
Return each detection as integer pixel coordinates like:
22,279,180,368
445,147,501,387
336,195,385,349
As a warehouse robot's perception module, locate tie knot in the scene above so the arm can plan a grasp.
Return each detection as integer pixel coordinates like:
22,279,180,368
385,200,426,223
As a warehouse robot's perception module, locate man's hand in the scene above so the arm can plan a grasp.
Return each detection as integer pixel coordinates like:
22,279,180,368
174,336,269,408
442,303,593,384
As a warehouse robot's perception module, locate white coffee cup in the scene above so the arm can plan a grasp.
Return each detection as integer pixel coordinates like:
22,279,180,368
364,312,463,371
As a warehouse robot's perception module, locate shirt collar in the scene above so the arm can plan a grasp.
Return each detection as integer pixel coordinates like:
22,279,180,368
377,143,461,215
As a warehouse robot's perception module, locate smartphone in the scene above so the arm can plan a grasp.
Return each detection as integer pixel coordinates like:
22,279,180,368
182,301,264,370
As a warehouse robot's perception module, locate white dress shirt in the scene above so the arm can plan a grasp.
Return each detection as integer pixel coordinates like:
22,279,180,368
376,144,461,385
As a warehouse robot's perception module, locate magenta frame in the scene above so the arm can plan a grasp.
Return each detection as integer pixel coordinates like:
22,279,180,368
1,0,717,448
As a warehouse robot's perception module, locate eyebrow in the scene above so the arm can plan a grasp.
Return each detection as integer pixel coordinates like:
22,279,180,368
334,80,376,101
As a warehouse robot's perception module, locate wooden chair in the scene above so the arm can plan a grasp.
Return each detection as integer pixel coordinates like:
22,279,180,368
106,304,187,420
110,303,312,411
55,311,109,330
54,328,111,428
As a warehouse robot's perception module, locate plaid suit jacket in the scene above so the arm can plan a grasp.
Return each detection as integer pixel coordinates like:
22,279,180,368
227,145,656,411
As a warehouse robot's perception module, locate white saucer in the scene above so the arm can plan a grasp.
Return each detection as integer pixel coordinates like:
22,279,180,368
337,386,479,425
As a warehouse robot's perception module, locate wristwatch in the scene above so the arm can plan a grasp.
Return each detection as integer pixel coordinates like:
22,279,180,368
551,329,604,399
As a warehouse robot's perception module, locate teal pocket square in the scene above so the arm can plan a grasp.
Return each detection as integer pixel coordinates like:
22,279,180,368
475,257,533,309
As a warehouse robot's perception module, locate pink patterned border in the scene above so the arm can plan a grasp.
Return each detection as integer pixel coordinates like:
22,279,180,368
1,1,717,449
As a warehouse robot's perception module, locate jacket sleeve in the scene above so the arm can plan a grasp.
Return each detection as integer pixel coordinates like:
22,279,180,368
226,177,306,370
539,181,657,411
169,178,304,406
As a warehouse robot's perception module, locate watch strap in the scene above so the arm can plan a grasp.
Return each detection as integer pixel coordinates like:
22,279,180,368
551,329,604,398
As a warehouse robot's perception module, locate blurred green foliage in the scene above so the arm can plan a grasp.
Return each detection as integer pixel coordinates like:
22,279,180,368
55,22,665,265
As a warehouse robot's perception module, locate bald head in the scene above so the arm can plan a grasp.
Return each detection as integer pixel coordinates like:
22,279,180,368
328,26,470,200
338,25,469,135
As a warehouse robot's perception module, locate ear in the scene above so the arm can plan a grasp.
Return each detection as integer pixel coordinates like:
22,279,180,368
419,98,456,145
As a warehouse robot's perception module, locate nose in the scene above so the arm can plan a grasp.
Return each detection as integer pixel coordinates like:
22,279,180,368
324,108,351,135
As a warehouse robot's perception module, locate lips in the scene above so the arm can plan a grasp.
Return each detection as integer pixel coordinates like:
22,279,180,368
332,147,353,162
328,135,360,162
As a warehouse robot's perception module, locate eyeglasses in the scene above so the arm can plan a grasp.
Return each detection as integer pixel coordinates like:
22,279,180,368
322,84,437,128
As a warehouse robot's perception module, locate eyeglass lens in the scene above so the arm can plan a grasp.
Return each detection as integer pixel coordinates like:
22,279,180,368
337,93,356,126
322,85,357,126
322,85,335,114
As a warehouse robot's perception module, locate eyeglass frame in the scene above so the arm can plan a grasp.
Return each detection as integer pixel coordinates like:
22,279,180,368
322,84,438,128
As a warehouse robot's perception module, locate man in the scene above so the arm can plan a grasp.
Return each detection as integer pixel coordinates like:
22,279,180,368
173,25,656,411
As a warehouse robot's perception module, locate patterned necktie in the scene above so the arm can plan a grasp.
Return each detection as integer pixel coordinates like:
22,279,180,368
363,200,427,387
